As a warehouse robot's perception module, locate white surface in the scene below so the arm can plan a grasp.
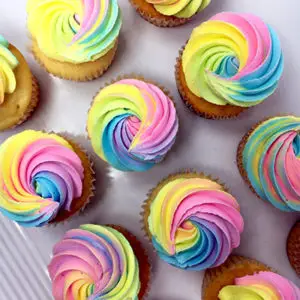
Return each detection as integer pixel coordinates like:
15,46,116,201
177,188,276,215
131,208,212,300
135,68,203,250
0,0,300,299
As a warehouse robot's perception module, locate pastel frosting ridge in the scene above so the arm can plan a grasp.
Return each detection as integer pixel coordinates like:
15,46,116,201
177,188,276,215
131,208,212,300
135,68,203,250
147,175,244,270
0,130,84,227
88,79,178,172
27,0,121,63
182,12,284,107
146,0,210,18
242,116,300,212
48,224,140,300
219,271,300,299
0,35,19,104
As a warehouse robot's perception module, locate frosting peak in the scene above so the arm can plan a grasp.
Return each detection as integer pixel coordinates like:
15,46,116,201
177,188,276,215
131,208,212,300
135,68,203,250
48,224,141,300
182,12,284,107
0,35,19,104
219,271,300,299
87,78,178,172
147,174,244,270
146,0,210,19
0,130,84,227
27,0,122,63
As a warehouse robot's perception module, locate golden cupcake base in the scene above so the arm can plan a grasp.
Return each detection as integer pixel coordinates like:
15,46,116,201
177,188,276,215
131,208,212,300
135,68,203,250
31,40,118,82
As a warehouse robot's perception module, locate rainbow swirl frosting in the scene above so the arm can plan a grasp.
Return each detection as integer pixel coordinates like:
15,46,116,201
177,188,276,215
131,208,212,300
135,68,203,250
27,0,121,63
242,116,300,212
182,12,284,107
219,271,300,299
87,78,178,172
147,174,244,270
0,35,19,104
0,130,84,227
48,224,141,300
146,0,210,18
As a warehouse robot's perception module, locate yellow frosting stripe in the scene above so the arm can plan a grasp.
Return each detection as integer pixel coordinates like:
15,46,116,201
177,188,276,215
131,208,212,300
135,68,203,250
88,83,147,159
182,20,249,105
27,0,122,63
150,177,222,252
219,286,265,299
218,271,300,299
147,0,210,18
0,35,19,104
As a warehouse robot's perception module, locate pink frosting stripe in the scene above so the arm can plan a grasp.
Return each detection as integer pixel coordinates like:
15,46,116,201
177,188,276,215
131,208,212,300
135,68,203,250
235,271,300,299
210,12,272,80
117,79,177,151
62,229,121,293
73,0,102,42
171,193,243,249
285,142,300,197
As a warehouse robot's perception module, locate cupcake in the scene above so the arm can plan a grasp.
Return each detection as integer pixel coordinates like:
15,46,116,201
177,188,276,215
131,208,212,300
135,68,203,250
48,224,151,299
175,12,284,119
287,221,300,276
0,35,39,130
237,116,300,212
87,77,179,172
142,172,244,270
0,130,94,227
129,0,210,27
202,255,300,299
27,0,121,81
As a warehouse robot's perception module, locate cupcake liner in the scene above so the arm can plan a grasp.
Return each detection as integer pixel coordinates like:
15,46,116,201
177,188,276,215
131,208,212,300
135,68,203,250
49,133,95,224
108,225,152,299
141,170,229,245
86,73,179,165
287,221,300,276
129,0,189,27
31,39,118,82
202,255,273,299
236,121,263,200
175,45,247,119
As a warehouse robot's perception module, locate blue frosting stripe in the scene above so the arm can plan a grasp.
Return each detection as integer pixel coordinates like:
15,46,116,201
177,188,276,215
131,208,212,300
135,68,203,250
83,1,122,59
102,113,156,172
0,35,9,47
152,218,226,271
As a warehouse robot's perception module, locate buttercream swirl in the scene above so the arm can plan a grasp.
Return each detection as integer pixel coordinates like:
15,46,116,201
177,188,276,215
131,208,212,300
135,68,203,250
0,130,84,227
0,35,19,104
147,174,244,270
48,224,140,300
182,12,284,107
146,0,210,19
242,116,300,212
27,0,121,63
87,79,178,172
219,271,300,299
